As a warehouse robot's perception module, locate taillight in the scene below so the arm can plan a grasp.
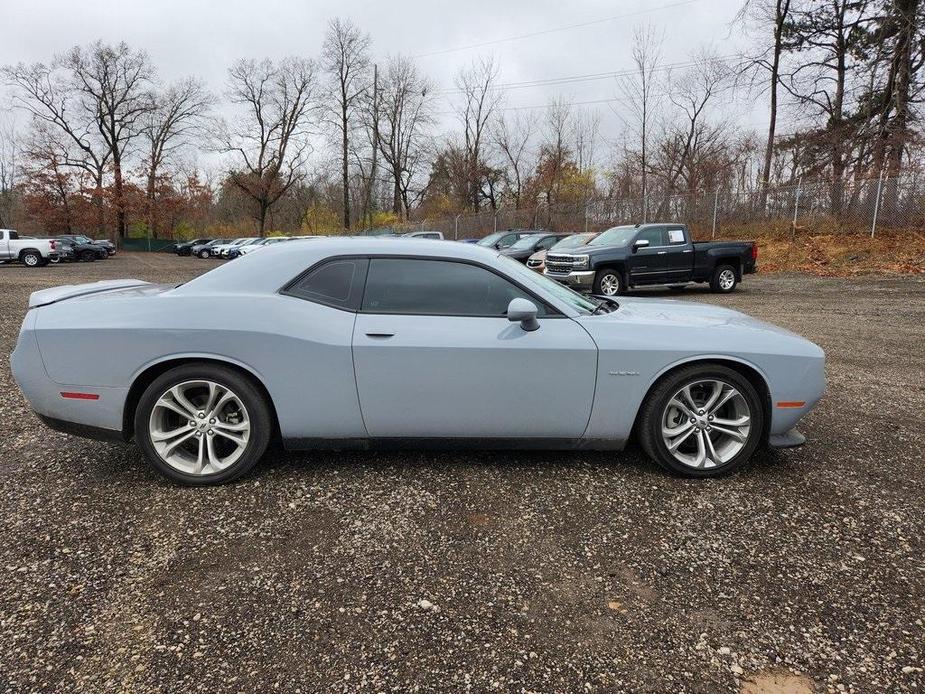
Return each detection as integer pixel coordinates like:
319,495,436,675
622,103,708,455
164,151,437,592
751,243,758,260
50,239,56,250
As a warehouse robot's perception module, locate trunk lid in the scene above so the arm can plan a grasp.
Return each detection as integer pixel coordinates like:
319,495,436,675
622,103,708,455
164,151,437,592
28,279,154,308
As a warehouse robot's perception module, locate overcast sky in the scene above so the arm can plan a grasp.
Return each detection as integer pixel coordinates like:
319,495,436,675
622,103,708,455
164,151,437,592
1,0,763,168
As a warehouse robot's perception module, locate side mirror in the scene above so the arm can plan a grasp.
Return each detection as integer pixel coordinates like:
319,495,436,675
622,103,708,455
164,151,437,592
633,239,650,253
507,298,540,332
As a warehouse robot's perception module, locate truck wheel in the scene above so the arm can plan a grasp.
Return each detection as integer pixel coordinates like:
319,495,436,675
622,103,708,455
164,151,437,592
593,269,623,296
21,251,42,267
710,265,737,293
638,363,764,477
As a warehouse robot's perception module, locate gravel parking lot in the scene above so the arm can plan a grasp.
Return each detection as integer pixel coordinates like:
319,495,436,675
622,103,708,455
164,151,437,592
1,253,923,693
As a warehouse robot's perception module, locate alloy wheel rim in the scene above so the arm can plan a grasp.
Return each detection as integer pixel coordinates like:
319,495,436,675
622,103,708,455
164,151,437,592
719,270,735,290
148,380,250,476
660,379,751,469
600,273,620,295
24,255,38,266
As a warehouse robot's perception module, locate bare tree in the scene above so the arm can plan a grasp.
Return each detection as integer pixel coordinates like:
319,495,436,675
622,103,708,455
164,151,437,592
492,110,536,208
0,111,17,227
617,24,663,221
456,57,502,211
217,57,318,235
737,0,794,207
574,108,601,174
142,78,210,237
375,55,434,218
3,59,112,232
322,17,371,230
63,41,155,238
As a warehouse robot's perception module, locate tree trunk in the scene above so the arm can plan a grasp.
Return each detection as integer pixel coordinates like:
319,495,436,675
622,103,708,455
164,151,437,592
146,171,157,239
761,0,789,211
113,153,126,239
341,103,351,230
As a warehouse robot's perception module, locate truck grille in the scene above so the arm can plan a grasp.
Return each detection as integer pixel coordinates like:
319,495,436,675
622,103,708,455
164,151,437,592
545,254,574,274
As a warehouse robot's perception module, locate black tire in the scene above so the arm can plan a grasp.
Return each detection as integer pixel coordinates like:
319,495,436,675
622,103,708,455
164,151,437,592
592,268,624,296
637,364,765,478
21,250,45,267
710,264,738,293
134,363,272,486
80,250,96,262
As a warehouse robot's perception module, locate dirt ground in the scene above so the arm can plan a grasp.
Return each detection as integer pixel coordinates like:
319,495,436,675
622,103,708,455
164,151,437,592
0,253,923,693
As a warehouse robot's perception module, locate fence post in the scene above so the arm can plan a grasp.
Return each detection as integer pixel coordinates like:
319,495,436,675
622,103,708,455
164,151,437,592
454,214,460,240
792,177,802,230
871,169,884,238
711,189,719,239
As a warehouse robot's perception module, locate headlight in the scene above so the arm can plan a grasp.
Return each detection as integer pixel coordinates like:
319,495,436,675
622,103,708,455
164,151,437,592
572,255,589,270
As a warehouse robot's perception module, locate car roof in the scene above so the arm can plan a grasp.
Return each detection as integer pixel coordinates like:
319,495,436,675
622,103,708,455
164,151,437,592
173,237,585,317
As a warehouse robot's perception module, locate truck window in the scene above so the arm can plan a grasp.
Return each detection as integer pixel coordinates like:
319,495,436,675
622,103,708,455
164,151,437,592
8,231,19,240
636,228,665,246
666,227,686,244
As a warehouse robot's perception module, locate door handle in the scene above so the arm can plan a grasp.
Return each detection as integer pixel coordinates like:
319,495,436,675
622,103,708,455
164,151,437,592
365,332,395,338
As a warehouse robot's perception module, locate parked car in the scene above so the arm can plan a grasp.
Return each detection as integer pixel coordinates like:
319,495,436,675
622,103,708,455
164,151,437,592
11,238,824,486
92,239,116,256
47,240,76,263
527,232,599,272
0,229,59,267
191,239,226,258
475,230,536,250
228,237,292,259
213,237,259,258
402,230,444,240
544,223,758,295
499,232,571,263
175,238,214,256
58,235,110,260
55,236,107,262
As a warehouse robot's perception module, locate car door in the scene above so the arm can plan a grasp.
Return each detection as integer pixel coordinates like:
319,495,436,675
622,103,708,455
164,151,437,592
0,231,9,260
665,225,693,279
626,227,670,284
352,257,598,438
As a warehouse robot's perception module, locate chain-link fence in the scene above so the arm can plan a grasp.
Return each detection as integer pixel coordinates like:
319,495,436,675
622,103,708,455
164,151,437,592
403,175,925,241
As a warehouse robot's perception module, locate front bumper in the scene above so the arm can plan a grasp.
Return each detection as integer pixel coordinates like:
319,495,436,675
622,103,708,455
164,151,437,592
544,269,595,289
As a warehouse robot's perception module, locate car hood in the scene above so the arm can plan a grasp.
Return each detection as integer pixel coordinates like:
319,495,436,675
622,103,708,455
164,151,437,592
579,296,823,357
528,250,547,261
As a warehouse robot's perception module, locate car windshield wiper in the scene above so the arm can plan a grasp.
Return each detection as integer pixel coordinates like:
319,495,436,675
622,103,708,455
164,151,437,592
591,296,619,314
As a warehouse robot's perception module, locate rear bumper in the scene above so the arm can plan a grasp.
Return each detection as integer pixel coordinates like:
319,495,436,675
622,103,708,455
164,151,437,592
37,414,129,442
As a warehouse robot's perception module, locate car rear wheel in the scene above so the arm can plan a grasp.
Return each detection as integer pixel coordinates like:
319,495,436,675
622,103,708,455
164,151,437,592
79,250,96,262
638,364,764,477
134,363,272,486
593,269,623,296
710,265,738,293
198,249,210,258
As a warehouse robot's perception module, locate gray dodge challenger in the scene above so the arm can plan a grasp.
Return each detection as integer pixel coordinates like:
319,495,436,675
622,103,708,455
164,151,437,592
11,238,825,485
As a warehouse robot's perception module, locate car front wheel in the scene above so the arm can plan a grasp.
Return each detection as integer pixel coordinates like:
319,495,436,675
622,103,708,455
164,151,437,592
638,364,764,477
134,363,272,486
198,249,211,258
593,269,623,296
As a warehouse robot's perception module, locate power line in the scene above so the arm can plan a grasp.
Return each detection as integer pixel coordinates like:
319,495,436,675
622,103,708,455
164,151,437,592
413,0,703,59
436,54,740,96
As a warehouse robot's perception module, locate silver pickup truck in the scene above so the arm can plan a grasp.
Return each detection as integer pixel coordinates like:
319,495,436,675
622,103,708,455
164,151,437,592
0,229,59,267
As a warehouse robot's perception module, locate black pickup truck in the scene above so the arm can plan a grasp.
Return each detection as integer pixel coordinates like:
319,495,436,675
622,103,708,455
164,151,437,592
543,223,757,295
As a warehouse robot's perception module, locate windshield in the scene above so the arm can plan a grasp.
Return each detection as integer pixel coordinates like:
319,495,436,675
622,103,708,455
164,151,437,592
508,234,543,251
497,254,597,315
588,226,637,247
551,233,595,250
476,232,505,247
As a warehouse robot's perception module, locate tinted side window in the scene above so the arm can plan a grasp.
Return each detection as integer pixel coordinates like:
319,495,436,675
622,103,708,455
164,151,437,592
537,235,560,250
9,231,19,240
285,258,368,310
362,258,548,317
636,228,665,246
